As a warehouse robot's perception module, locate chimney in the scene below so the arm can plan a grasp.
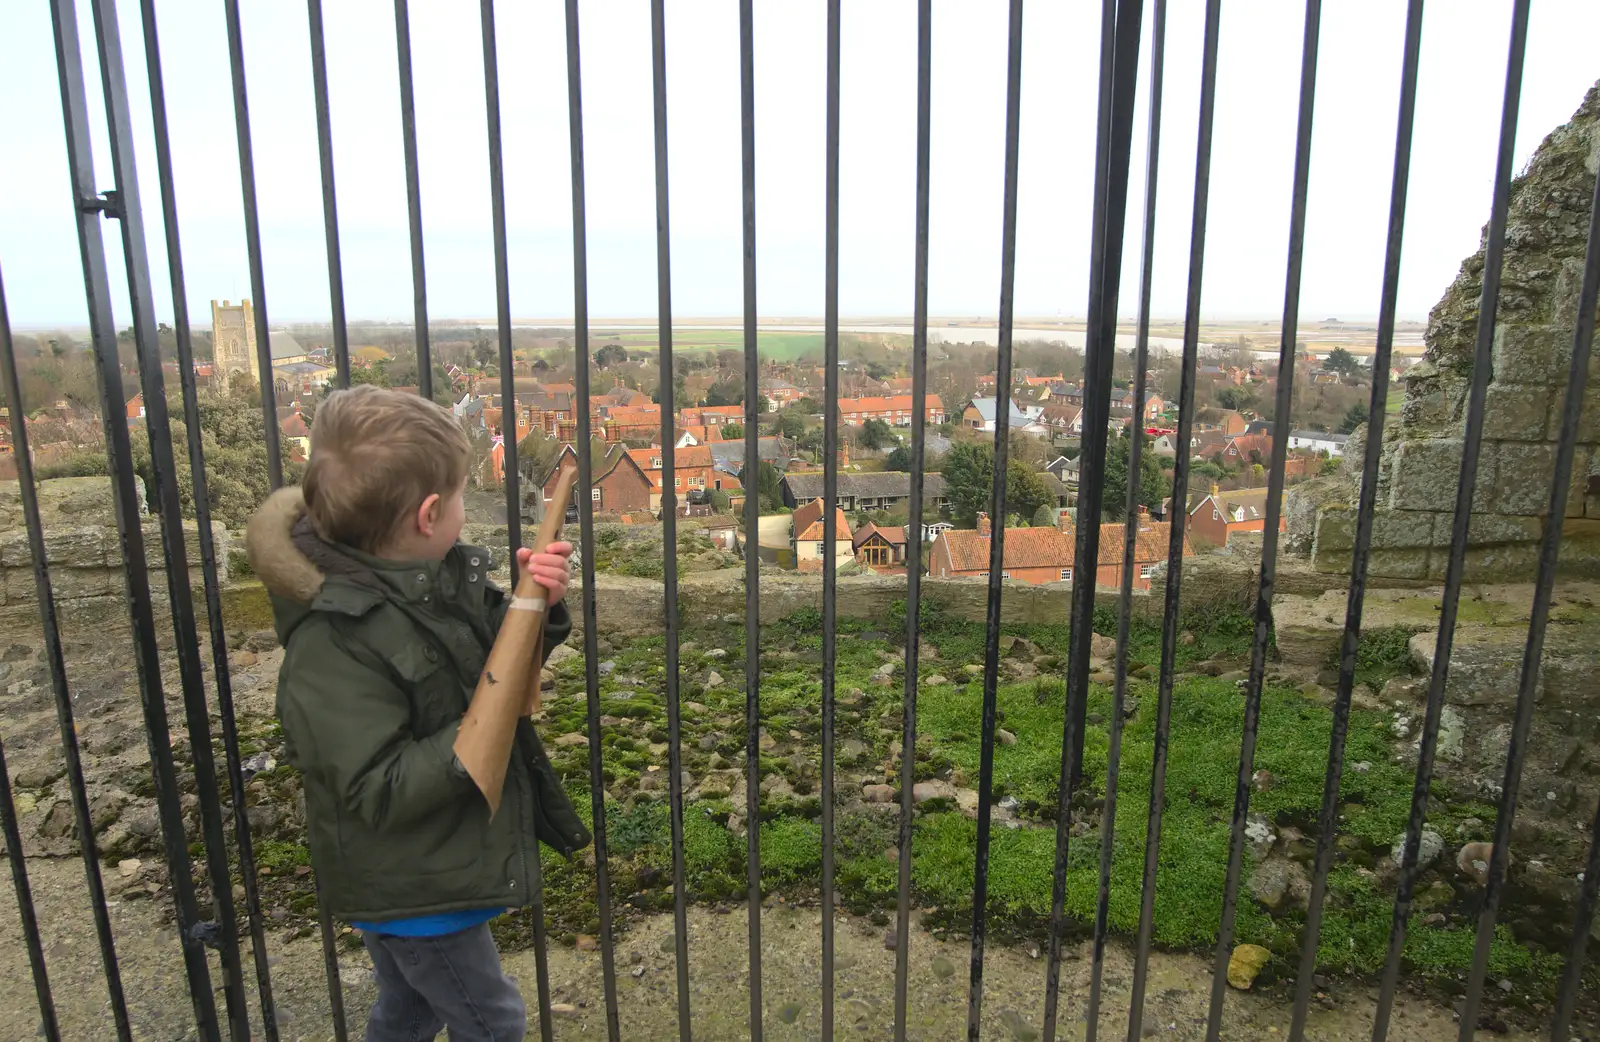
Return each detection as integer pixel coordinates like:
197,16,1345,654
977,512,991,538
1210,482,1220,498
1137,504,1148,516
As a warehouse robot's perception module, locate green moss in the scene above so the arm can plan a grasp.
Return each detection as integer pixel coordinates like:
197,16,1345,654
253,839,311,873
1351,627,1418,690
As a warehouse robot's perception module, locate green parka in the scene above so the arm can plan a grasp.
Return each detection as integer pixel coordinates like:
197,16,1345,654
246,488,590,922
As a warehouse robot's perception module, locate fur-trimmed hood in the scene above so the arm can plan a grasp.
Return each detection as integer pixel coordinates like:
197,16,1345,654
246,487,388,623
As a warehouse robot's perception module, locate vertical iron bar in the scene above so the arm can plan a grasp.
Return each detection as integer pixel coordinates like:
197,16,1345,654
221,0,282,485
0,266,64,1042
966,1,1024,1037
0,262,131,1041
1547,163,1600,1042
649,2,691,1035
1204,4,1322,1039
306,0,349,390
1459,8,1564,1031
393,0,432,401
1287,5,1423,1040
1124,3,1219,1037
564,3,621,1036
893,1,933,1038
1087,1,1165,1037
737,1,763,1038
1043,0,1144,1035
137,1,281,1035
86,1,254,1037
821,2,841,1038
476,6,553,1038
1370,4,1530,1036
48,1,221,1036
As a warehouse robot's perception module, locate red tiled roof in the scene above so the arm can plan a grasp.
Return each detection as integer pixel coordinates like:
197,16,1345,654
792,498,851,543
937,519,1191,574
837,394,945,415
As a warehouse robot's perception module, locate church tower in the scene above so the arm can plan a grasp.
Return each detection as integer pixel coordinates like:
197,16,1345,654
211,299,257,394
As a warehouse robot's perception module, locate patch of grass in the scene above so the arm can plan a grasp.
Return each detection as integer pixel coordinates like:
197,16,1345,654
1352,627,1417,690
253,839,311,873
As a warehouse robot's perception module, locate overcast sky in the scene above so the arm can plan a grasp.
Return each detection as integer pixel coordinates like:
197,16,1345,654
2,1,1598,331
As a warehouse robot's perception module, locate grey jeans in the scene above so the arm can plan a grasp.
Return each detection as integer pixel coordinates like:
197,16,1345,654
363,924,526,1042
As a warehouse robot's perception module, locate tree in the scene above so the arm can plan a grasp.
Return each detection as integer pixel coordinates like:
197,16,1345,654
1217,386,1256,412
1338,400,1369,434
885,446,912,472
772,411,806,440
740,461,785,511
703,380,744,407
1101,431,1170,522
1031,503,1057,528
859,418,893,451
939,441,1052,526
594,343,628,369
1322,347,1362,378
722,423,744,441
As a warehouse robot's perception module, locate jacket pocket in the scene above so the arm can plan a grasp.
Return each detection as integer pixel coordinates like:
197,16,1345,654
387,641,463,732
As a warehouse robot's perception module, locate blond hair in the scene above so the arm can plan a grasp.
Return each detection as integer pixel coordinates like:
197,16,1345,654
302,385,470,553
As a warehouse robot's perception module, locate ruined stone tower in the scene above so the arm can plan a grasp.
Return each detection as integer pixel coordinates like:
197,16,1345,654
210,299,256,395
1306,81,1600,582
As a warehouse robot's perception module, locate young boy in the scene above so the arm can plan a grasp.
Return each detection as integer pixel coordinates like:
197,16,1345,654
246,385,590,1041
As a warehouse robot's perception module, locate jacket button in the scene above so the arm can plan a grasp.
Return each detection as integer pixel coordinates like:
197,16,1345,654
415,573,427,584
470,556,481,567
469,573,479,583
509,880,516,888
424,647,438,662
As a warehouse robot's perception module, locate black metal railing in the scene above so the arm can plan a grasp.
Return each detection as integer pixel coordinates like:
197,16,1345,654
3,0,1599,1039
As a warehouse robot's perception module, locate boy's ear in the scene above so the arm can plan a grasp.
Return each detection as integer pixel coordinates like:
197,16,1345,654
415,492,442,537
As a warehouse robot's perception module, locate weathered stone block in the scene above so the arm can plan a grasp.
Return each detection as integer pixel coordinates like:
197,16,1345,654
1546,390,1600,444
1365,548,1431,580
1389,439,1494,513
1466,513,1545,546
6,565,116,604
0,477,140,531
1371,509,1441,549
1493,442,1589,517
1551,258,1600,337
0,527,112,569
139,521,231,583
1492,325,1571,385
1459,543,1543,583
1481,383,1554,441
1312,506,1355,554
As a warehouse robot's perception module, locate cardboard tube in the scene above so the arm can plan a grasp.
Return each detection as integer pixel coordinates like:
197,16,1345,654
454,468,576,816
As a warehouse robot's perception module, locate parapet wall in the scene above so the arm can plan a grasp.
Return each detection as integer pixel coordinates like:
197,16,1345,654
1311,81,1600,582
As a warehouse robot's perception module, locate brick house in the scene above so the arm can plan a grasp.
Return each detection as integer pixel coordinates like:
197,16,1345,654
626,444,743,510
1222,433,1274,467
533,440,653,520
929,511,1192,591
836,394,946,428
1186,484,1284,549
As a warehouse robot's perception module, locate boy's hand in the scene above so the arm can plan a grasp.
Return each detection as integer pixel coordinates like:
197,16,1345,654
517,542,573,605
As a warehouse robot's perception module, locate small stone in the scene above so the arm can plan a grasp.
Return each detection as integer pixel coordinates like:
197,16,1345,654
777,1001,802,1024
598,660,615,675
925,674,950,686
932,955,955,978
912,780,956,805
698,734,719,751
883,929,898,951
705,671,725,688
549,1002,578,1017
1391,829,1444,870
706,649,727,660
997,728,1017,747
1252,769,1274,792
576,934,598,951
1437,706,1466,763
862,784,896,803
1227,943,1272,990
1498,978,1513,993
1090,633,1116,659
1179,631,1196,645
631,965,646,978
117,858,142,879
1457,841,1499,886
964,664,983,675
554,733,589,748
759,731,777,753
684,701,707,714
875,662,898,679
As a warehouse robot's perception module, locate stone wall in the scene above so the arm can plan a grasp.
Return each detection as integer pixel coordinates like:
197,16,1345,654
0,477,229,639
1310,81,1600,582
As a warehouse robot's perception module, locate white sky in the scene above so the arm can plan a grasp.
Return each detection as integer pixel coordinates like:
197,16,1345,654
2,1,1598,331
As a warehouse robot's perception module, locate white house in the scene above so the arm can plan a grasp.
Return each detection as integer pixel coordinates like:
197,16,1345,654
1287,429,1349,456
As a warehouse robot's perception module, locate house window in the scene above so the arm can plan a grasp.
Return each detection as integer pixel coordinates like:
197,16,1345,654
1060,568,1072,581
652,457,663,468
1000,571,1010,579
674,477,681,488
591,488,602,502
1140,564,1156,579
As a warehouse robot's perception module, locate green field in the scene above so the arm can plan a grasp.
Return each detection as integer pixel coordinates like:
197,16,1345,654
593,329,844,362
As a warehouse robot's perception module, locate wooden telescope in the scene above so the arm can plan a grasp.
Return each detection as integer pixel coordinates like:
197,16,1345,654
454,468,578,816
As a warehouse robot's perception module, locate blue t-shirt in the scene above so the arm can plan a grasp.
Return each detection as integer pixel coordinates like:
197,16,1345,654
352,907,504,938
